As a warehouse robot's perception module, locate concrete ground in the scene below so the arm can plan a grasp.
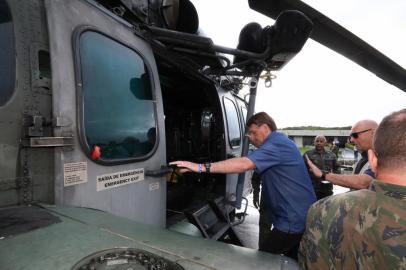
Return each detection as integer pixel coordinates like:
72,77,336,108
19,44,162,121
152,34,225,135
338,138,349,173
233,194,260,249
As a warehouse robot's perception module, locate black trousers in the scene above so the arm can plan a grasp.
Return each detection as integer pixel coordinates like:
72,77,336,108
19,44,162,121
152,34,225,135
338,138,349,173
259,227,303,261
258,195,273,250
316,189,333,201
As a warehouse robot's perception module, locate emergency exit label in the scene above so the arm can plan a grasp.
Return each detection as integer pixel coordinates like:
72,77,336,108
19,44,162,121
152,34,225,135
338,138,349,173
64,162,88,187
97,168,144,192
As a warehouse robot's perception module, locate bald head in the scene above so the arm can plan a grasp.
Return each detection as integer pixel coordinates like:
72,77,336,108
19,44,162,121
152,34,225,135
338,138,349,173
352,120,378,131
350,119,378,152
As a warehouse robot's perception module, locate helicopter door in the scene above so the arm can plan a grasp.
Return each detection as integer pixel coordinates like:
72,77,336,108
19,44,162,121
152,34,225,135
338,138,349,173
45,0,167,226
222,96,246,205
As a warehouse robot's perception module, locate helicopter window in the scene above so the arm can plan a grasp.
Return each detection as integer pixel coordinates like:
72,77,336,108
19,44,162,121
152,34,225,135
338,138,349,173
223,97,241,148
78,31,157,162
0,0,14,106
240,105,247,125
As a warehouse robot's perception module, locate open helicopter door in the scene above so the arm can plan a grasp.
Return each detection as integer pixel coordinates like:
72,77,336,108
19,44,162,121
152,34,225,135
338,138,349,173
45,0,167,226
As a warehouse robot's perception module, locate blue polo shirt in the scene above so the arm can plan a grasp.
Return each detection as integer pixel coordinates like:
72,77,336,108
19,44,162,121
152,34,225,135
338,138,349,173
247,132,316,234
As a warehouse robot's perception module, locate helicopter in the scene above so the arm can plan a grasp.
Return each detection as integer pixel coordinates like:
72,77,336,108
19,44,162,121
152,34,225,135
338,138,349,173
0,0,405,269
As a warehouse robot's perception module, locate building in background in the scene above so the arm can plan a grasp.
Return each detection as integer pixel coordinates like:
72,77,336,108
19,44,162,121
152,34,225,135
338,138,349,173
279,129,350,147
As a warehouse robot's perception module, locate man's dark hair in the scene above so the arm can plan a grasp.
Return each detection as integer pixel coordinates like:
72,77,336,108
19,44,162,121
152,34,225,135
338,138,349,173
247,112,277,131
373,108,406,170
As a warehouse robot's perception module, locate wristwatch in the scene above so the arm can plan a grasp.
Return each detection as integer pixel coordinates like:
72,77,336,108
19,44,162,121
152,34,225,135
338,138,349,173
204,162,211,173
321,171,328,180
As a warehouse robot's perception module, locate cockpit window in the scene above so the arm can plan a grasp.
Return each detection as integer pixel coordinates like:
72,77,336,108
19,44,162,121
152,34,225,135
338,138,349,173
0,0,15,106
77,31,157,162
223,97,241,148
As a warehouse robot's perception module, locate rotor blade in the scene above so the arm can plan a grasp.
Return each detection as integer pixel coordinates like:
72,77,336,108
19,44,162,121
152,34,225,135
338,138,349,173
248,0,406,92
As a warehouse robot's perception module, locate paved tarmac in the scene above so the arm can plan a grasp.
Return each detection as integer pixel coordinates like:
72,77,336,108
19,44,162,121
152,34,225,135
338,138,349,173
233,195,260,249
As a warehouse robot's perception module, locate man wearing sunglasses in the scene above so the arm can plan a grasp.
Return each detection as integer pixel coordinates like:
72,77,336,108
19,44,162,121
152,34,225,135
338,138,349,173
305,119,378,190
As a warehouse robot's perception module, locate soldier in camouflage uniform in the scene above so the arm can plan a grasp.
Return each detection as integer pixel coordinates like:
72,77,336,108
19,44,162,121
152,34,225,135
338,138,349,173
303,135,339,200
299,108,406,269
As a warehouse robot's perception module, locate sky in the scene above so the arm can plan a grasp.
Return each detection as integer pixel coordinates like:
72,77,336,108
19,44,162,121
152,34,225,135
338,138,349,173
191,0,406,128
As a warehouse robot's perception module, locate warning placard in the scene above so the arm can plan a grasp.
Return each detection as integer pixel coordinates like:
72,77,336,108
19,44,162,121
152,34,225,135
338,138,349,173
97,168,144,192
64,162,88,187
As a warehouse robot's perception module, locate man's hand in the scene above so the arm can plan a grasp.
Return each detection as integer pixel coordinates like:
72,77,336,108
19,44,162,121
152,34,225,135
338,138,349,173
169,161,198,173
305,154,322,178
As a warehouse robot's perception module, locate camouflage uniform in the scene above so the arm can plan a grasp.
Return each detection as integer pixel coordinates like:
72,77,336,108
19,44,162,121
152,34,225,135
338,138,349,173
303,148,339,200
298,180,406,269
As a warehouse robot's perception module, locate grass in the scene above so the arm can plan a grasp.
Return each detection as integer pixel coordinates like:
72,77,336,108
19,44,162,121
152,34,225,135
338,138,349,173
298,146,313,155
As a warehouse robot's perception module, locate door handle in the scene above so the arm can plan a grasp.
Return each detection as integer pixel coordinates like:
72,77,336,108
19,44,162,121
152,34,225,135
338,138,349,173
145,165,173,177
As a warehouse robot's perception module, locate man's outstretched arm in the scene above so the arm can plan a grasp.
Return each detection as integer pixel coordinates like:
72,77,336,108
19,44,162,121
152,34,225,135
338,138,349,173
305,155,372,189
324,173,372,189
170,157,255,174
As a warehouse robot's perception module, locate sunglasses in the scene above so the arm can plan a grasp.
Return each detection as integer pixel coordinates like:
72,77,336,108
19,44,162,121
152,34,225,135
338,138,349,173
349,129,372,139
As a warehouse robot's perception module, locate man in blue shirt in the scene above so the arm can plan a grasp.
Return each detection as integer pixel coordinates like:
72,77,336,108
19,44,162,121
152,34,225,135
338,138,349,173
170,112,316,260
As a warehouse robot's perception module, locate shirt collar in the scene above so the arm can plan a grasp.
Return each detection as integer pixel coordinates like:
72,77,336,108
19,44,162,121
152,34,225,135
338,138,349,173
315,148,325,154
370,179,406,202
265,131,277,142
